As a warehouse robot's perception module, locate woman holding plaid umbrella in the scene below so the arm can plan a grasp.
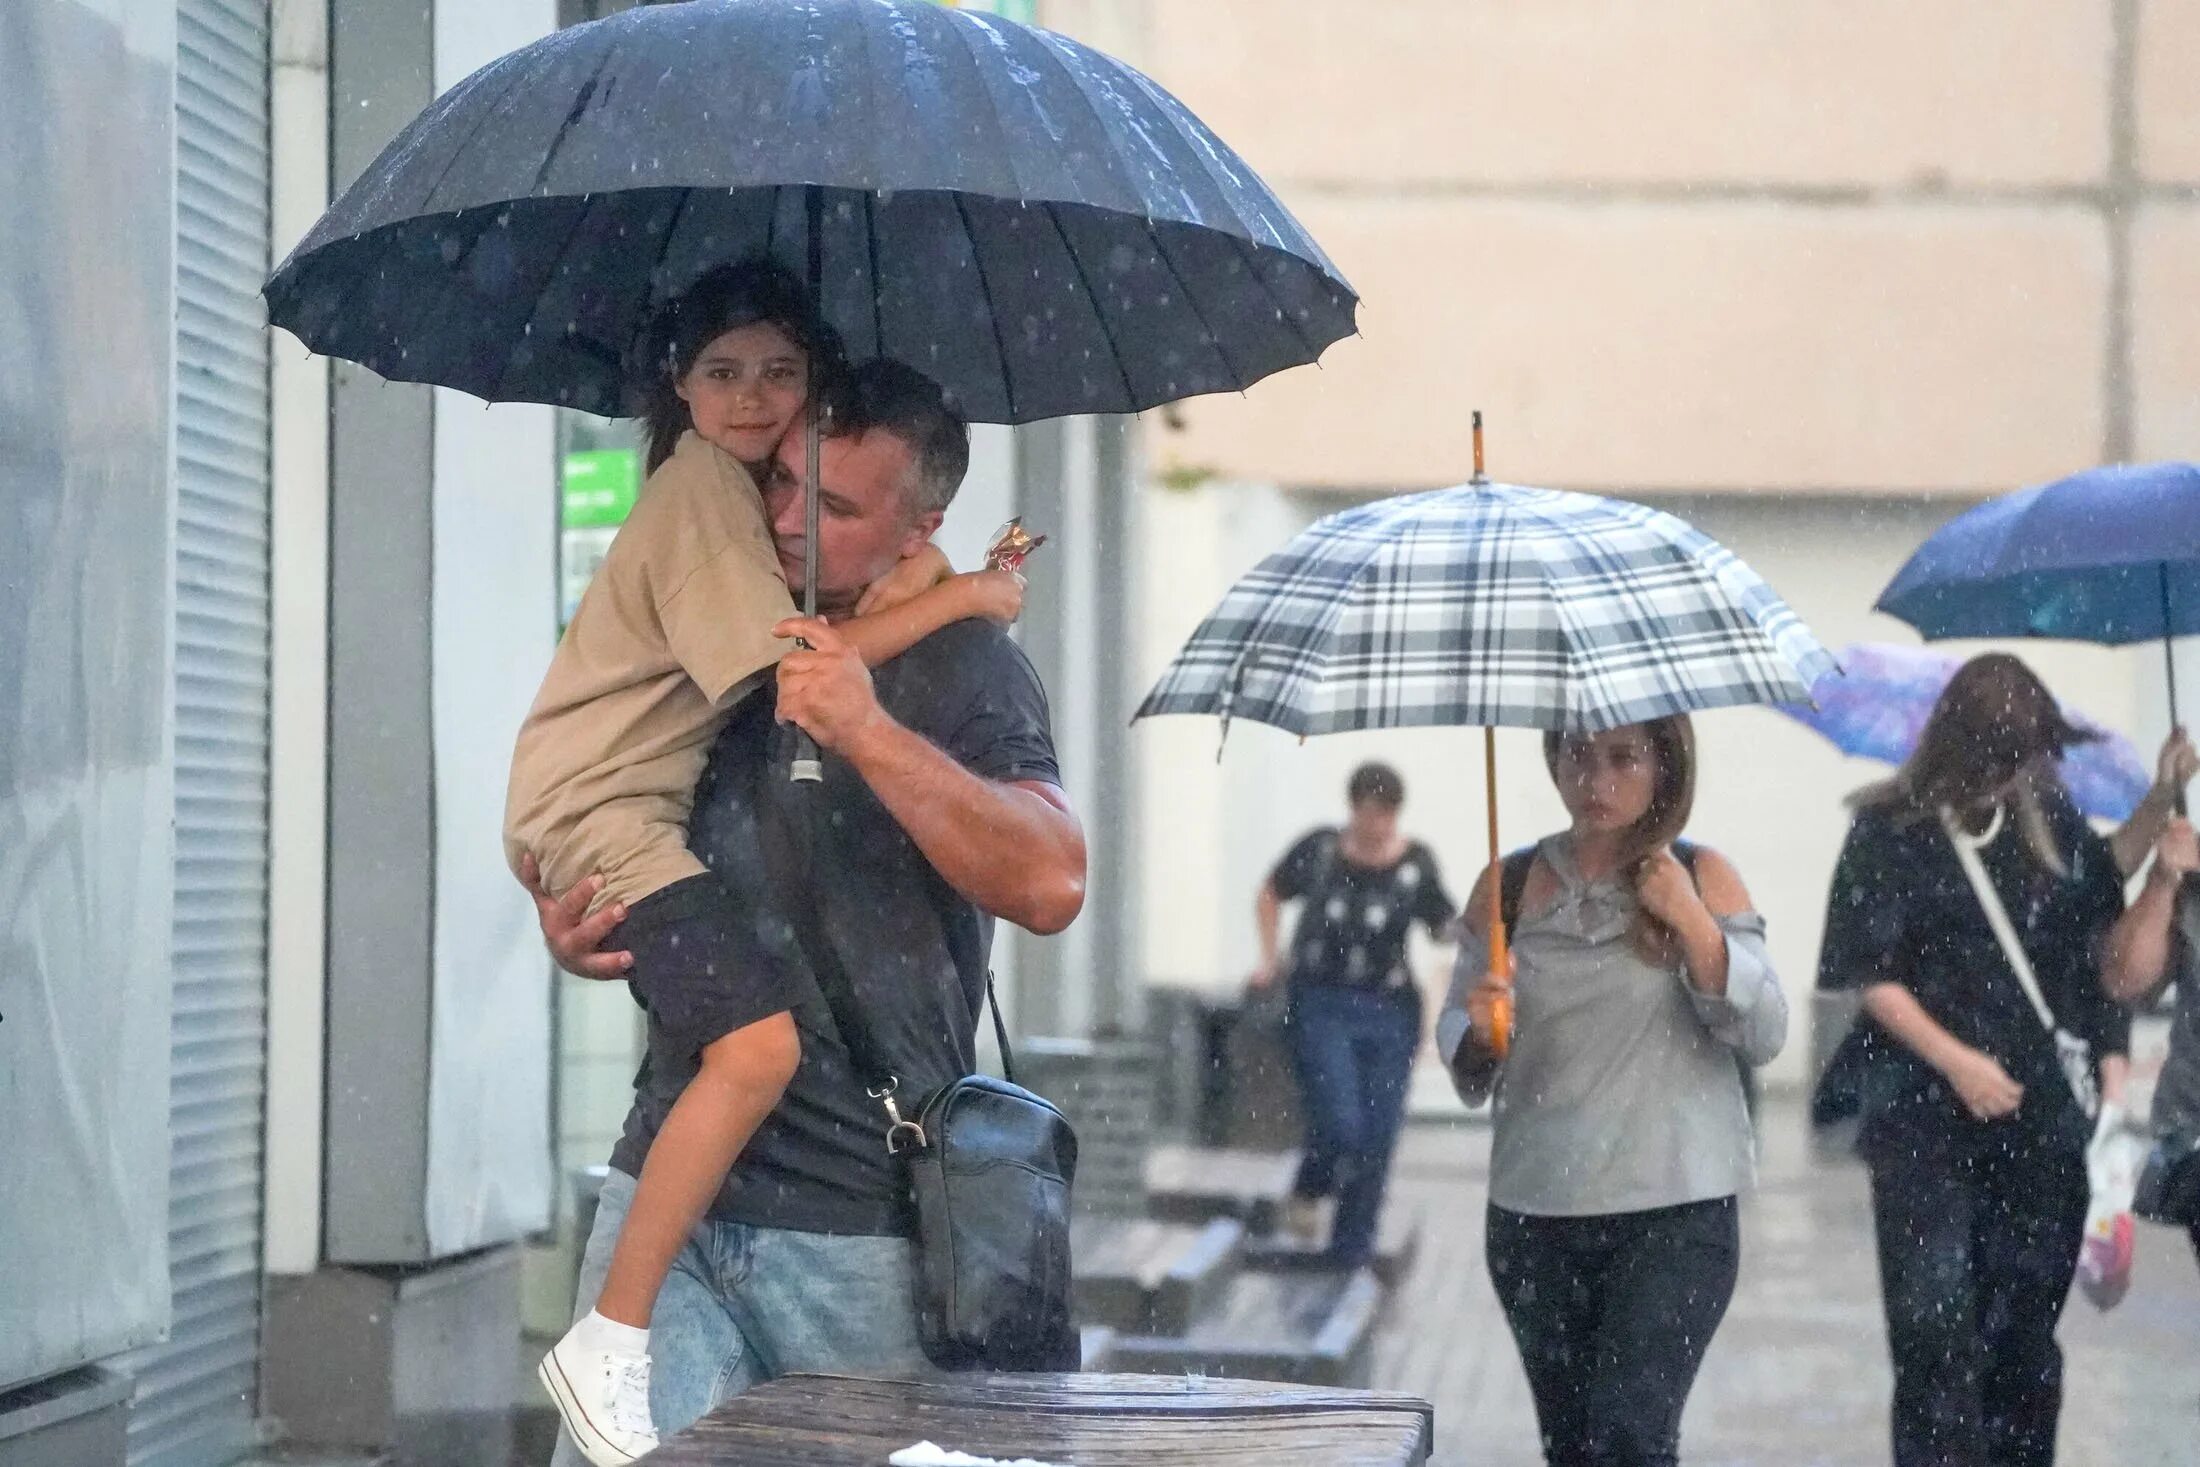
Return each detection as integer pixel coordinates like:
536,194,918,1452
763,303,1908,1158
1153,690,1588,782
1437,717,1786,1467
1140,449,1820,1467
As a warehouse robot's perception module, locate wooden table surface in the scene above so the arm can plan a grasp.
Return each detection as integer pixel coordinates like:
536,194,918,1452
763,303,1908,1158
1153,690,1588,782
646,1372,1434,1466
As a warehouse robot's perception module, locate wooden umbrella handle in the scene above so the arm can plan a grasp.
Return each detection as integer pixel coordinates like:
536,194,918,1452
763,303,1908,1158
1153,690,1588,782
1481,726,1514,1059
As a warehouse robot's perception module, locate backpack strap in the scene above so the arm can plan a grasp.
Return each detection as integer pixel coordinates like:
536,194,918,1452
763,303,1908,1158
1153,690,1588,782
1498,848,1536,936
1500,838,1703,934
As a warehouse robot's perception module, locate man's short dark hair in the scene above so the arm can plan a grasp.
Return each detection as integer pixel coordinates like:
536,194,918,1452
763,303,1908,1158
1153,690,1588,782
821,359,970,516
1347,761,1405,810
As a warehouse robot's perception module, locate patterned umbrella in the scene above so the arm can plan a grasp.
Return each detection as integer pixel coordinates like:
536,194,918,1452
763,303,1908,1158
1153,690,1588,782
1779,642,2152,822
1135,428,1834,1055
1136,481,1833,739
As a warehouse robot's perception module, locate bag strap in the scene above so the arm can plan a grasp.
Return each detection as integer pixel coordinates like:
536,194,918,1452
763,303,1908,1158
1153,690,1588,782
757,753,1019,1112
756,777,898,1092
1498,849,1534,936
985,971,1017,1088
1940,807,2061,1034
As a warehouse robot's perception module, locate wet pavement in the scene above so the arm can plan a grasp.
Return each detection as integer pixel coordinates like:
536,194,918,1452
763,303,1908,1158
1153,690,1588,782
253,1095,2196,1467
1374,1096,2200,1466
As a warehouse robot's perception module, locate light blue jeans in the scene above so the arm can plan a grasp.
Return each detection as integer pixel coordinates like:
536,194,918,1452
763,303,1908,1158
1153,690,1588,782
548,1169,933,1466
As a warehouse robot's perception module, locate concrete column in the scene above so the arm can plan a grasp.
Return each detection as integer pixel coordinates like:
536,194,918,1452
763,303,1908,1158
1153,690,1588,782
263,0,333,1282
267,2,553,1459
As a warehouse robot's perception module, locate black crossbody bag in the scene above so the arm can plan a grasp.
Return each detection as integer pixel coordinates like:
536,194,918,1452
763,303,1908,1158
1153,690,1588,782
759,785,1080,1373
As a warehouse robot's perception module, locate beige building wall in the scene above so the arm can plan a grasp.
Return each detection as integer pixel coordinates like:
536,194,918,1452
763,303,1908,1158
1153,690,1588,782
1037,1,2200,1091
1047,0,2200,491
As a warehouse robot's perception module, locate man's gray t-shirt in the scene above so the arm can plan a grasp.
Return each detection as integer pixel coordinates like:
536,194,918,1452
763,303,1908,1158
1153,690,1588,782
606,618,1061,1235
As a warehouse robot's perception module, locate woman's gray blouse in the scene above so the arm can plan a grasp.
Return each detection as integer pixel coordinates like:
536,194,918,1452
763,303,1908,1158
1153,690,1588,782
1436,836,1789,1217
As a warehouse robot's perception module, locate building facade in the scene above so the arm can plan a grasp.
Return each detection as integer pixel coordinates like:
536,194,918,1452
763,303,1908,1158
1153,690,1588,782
1035,0,2200,1094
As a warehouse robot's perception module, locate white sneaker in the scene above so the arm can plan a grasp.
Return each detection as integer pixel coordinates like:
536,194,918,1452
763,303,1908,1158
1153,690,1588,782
539,1327,659,1465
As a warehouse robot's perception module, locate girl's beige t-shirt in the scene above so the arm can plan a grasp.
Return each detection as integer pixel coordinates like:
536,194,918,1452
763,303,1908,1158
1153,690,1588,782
504,431,796,909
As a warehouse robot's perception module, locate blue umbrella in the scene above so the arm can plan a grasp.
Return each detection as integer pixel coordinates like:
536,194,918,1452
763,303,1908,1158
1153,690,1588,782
1778,642,2152,822
1877,461,2200,720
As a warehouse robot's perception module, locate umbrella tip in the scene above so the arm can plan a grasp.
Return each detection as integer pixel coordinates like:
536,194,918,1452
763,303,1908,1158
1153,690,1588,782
1471,409,1488,484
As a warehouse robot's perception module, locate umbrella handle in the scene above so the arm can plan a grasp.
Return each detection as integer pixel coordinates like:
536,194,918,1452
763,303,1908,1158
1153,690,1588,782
791,185,826,788
2163,565,2187,817
791,729,823,785
1481,726,1514,1060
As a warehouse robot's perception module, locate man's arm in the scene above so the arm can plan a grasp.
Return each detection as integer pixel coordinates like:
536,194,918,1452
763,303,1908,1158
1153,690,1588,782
2103,818,2196,1003
2111,729,2196,877
774,617,1087,935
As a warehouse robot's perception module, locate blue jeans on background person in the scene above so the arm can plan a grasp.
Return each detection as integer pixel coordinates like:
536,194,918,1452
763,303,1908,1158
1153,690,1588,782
1285,983,1419,1266
549,1169,935,1466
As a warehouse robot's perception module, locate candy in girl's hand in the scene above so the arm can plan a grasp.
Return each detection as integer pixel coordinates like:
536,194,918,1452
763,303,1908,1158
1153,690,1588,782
985,517,1048,573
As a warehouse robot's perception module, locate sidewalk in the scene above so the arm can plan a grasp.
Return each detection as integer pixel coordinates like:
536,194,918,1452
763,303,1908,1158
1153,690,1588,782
1375,1096,2200,1467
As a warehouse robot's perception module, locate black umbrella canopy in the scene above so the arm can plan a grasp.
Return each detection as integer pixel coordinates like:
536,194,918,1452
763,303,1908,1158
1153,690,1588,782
265,0,1357,423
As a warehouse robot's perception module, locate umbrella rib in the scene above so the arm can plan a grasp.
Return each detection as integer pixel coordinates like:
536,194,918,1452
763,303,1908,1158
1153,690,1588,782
1141,217,1247,396
950,191,1020,421
525,31,624,199
1018,25,1151,223
1109,56,1287,253
623,185,700,379
355,47,565,389
406,48,546,223
939,8,1042,201
1227,231,1326,366
491,191,607,404
1102,50,1352,357
864,189,885,362
1038,202,1138,410
373,207,498,395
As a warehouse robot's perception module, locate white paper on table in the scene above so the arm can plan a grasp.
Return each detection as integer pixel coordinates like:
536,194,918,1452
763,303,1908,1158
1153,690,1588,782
887,1442,1069,1467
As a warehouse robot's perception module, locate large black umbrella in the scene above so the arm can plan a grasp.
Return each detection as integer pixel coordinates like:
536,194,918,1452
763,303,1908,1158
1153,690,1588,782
267,0,1355,776
264,0,1355,424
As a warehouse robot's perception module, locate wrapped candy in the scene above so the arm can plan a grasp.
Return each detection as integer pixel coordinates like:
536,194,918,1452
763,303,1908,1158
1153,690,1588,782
985,517,1048,574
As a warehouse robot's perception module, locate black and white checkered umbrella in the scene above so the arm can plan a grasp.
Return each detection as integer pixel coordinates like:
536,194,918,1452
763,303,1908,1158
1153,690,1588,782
1137,480,1835,742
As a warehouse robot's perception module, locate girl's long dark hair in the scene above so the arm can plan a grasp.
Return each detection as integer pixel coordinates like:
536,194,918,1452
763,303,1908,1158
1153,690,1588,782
632,259,844,474
1855,651,2093,872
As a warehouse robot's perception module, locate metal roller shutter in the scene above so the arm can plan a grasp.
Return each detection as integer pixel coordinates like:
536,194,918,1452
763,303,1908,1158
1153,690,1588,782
124,2,273,1464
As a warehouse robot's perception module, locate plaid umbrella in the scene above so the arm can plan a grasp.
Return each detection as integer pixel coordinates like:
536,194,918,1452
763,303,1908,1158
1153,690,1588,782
1136,481,1836,741
1136,466,1834,1060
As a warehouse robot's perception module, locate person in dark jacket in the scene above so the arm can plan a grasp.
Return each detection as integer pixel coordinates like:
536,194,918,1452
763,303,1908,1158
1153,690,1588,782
1818,653,2131,1467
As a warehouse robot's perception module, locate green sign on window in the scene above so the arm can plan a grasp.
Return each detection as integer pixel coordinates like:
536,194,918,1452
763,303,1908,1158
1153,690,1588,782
562,448,641,529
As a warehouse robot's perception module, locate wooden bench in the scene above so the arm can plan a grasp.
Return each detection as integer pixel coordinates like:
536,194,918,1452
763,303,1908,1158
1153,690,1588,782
1072,1216,1246,1336
1143,1145,1301,1233
1242,1206,1424,1290
648,1371,1433,1465
1104,1267,1387,1390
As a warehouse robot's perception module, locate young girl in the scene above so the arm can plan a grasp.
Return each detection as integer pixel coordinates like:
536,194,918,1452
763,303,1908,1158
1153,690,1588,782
507,260,1018,1467
1437,717,1787,1467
